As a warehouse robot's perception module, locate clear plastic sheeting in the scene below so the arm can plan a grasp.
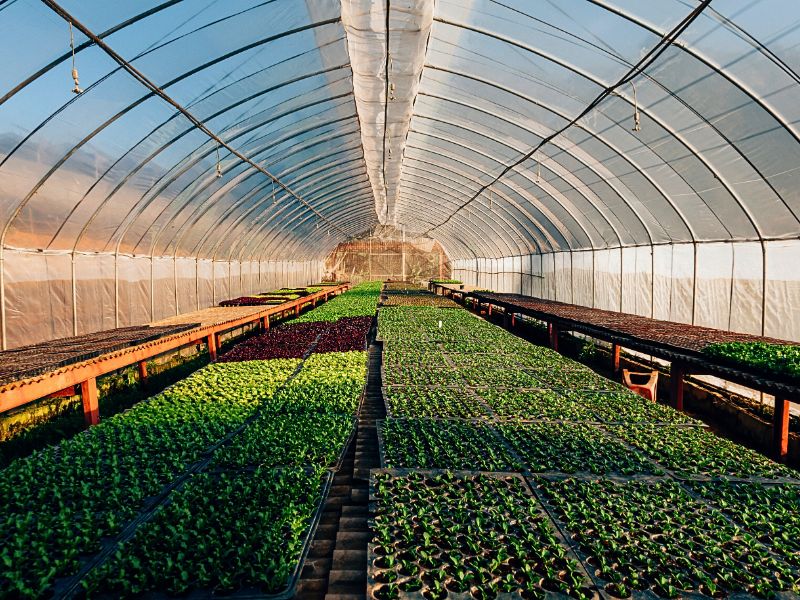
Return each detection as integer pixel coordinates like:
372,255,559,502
341,0,433,224
453,239,800,343
2,0,800,347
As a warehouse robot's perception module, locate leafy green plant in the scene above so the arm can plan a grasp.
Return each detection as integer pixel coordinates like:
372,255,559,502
371,472,590,598
383,387,490,419
607,423,798,479
379,418,520,470
539,477,798,598
498,422,660,475
703,342,800,382
292,281,381,323
85,467,325,597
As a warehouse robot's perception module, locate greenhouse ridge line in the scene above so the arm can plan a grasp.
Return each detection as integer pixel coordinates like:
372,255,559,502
421,0,714,237
38,0,352,239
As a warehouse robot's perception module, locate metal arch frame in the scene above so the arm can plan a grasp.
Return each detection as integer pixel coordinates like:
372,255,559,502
417,93,666,243
256,204,377,262
0,0,294,106
63,76,355,251
216,159,374,259
401,153,557,253
67,87,355,252
400,167,551,252
149,126,365,256
401,154,559,254
0,18,350,259
397,171,535,256
248,194,377,262
248,190,377,260
114,110,361,255
400,161,551,254
110,107,359,254
200,168,363,260
214,166,373,262
181,150,366,260
405,133,586,251
425,21,765,241
400,146,558,253
395,187,521,258
399,199,502,259
420,66,701,244
414,95,640,248
408,113,633,249
189,148,363,254
585,0,800,148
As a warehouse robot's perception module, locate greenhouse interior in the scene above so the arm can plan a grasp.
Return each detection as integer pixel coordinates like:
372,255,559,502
2,0,800,598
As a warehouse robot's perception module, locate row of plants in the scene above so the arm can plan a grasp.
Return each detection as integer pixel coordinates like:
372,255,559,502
219,316,371,362
219,283,330,306
292,281,382,323
370,471,592,599
383,386,490,419
379,419,520,471
539,477,798,598
606,423,798,480
382,294,460,308
85,466,327,597
429,279,462,284
0,359,300,598
219,321,328,360
702,341,800,382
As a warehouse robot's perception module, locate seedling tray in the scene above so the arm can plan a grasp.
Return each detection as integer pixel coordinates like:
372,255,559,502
367,469,600,600
79,468,333,600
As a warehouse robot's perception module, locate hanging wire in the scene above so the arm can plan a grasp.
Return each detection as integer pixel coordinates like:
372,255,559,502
215,144,222,178
631,81,641,132
536,157,541,183
271,179,276,204
488,187,493,211
69,21,82,94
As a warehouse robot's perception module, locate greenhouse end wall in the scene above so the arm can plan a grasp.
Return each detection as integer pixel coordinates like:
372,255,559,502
452,240,800,343
0,250,323,349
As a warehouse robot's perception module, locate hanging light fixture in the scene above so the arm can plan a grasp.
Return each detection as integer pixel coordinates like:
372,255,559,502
69,22,82,94
215,144,222,178
631,81,641,132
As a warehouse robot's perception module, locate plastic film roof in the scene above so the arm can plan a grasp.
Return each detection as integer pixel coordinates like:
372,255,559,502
2,0,800,262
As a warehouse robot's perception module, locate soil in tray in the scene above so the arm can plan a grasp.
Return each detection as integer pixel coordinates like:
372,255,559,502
379,418,521,471
537,477,799,598
84,466,327,598
369,471,594,599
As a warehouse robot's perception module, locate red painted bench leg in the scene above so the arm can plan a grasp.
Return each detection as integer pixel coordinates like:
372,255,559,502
670,363,685,412
80,377,100,426
207,334,217,362
138,361,148,389
548,323,560,352
612,343,621,374
773,398,790,462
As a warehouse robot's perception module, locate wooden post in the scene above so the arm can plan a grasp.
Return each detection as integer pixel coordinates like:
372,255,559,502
488,304,493,316
295,304,300,316
207,333,217,362
80,377,100,425
137,361,148,388
670,363,685,411
261,316,269,331
773,398,790,462
511,313,516,328
611,343,621,374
